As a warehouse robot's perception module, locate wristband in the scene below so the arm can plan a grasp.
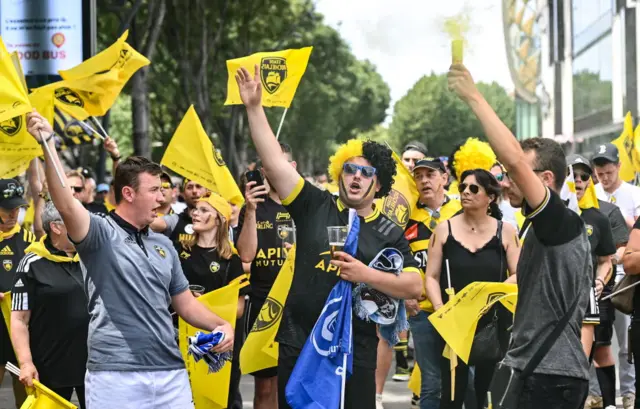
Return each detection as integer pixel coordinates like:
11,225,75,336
111,155,121,161
40,132,54,144
595,277,605,286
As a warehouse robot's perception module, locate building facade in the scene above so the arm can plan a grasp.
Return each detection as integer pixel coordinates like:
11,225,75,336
535,0,638,156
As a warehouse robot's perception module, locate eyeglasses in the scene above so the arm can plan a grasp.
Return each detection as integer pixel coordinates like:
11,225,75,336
2,184,24,199
343,163,377,178
458,183,480,194
72,186,84,193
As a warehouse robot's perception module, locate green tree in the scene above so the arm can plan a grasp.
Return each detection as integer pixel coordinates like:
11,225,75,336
389,73,515,155
572,70,613,119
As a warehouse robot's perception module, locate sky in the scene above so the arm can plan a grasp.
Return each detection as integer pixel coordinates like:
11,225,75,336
315,0,515,120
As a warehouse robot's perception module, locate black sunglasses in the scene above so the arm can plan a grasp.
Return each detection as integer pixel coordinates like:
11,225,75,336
458,183,480,194
429,209,441,230
72,186,84,193
343,163,377,178
573,172,590,182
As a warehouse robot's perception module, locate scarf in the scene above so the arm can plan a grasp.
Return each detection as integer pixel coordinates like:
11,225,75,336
0,224,20,241
26,236,79,263
353,247,409,346
187,331,232,374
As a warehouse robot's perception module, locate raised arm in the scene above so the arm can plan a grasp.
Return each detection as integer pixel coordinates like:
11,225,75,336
235,66,300,200
27,159,46,239
448,65,547,209
26,110,90,242
236,182,267,263
104,136,121,177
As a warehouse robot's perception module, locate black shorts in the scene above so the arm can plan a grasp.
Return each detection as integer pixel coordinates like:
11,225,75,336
277,343,376,409
245,296,277,378
594,321,614,347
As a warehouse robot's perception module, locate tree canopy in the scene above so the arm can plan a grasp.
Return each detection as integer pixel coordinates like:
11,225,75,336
389,73,515,156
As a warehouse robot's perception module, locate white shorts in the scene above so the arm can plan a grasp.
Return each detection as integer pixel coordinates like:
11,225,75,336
85,368,194,409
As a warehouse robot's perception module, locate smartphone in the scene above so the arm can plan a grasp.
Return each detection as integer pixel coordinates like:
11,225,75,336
245,170,267,199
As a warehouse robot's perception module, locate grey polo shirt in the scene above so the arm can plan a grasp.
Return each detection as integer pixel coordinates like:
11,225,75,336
74,212,189,371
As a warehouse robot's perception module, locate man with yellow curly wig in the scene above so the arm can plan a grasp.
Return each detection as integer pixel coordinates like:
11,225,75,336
235,65,422,409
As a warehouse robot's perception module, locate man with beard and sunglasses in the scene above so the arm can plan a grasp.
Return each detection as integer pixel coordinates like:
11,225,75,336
235,145,296,409
236,65,422,409
450,64,591,408
403,158,461,409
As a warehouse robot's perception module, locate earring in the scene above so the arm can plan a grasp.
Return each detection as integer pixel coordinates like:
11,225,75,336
487,206,491,215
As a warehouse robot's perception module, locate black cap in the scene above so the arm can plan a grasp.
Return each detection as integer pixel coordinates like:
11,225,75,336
566,154,593,174
413,158,446,173
0,179,27,209
592,143,620,164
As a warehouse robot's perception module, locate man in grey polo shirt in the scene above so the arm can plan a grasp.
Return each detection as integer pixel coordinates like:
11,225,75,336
450,65,591,408
26,110,234,409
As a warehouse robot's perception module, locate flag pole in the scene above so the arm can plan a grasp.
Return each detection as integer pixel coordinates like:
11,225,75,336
81,120,105,141
446,259,456,401
340,352,347,409
601,279,640,300
275,108,288,140
38,130,66,188
88,117,107,140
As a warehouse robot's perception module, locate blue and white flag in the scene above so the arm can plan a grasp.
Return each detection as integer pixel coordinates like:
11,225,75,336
285,209,359,409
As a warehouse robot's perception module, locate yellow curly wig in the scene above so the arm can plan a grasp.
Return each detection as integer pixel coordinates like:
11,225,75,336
328,139,364,183
453,137,497,180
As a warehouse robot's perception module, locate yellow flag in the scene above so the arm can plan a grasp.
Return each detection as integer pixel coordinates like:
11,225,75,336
225,47,313,108
240,246,296,374
0,155,33,179
179,276,249,409
1,291,10,337
578,181,599,210
21,379,77,409
0,43,32,124
429,282,517,364
59,30,149,82
611,112,636,182
161,106,244,205
0,89,51,162
375,149,419,228
10,52,28,93
33,72,119,120
408,364,421,396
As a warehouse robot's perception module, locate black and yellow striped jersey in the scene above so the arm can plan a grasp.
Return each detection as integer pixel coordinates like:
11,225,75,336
0,226,35,292
404,196,461,312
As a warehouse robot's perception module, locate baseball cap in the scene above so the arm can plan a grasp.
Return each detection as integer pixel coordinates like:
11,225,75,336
403,141,428,156
96,183,110,193
0,179,28,209
413,158,446,173
566,154,593,174
592,143,620,164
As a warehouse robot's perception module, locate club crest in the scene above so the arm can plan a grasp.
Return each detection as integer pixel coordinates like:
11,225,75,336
209,261,220,273
55,87,84,107
2,260,12,272
381,189,410,227
251,297,284,332
213,148,225,167
260,57,287,94
0,115,22,137
154,245,166,258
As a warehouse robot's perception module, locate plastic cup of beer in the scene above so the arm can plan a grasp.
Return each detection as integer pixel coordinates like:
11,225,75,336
189,284,205,296
327,226,348,259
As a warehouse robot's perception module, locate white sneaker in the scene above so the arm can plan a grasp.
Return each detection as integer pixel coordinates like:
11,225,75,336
375,393,384,409
623,393,636,409
583,395,602,409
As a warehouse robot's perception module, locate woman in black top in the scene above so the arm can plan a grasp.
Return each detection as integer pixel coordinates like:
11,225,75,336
425,169,520,409
11,201,88,409
179,192,247,409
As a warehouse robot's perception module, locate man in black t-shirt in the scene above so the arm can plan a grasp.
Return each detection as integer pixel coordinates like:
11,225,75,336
236,66,422,409
450,65,591,408
0,179,32,409
236,144,294,409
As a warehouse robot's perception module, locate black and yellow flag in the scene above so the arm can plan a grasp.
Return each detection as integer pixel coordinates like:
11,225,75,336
53,108,100,149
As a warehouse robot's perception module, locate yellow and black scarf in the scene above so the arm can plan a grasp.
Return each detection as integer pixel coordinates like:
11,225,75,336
25,236,79,263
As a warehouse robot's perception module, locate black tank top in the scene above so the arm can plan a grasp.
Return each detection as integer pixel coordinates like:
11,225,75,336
439,219,507,303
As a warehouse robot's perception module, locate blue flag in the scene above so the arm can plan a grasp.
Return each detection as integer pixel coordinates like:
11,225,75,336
285,209,359,409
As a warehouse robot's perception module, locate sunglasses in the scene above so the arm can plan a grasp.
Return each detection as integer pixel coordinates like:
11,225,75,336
429,209,441,230
458,183,480,194
569,169,591,182
72,186,84,193
343,163,377,178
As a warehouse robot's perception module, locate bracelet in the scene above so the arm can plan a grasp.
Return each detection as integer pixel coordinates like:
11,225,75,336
595,277,606,286
40,132,54,144
111,155,121,161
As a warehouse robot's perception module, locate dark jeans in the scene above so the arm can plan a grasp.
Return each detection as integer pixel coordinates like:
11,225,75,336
439,356,494,409
52,386,86,409
516,373,588,409
277,344,376,409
